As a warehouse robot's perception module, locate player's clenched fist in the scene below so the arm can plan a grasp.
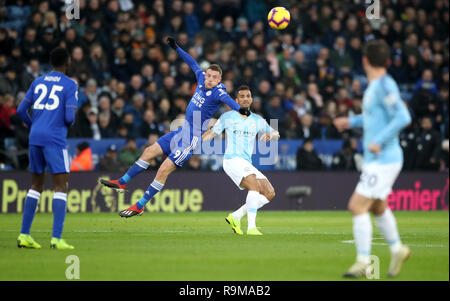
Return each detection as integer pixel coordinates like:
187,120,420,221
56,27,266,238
166,37,178,50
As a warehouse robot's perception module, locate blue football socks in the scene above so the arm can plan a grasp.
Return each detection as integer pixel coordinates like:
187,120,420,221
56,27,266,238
52,192,67,239
119,159,150,185
136,180,164,210
20,190,40,234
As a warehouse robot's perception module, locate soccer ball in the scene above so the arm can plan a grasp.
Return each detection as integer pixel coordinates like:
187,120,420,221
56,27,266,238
267,7,290,30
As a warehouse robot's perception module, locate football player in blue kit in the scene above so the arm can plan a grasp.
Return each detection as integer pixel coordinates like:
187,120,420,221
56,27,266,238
16,47,77,250
100,37,251,218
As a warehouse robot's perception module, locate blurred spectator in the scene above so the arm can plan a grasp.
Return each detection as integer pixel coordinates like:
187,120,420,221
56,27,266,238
0,66,18,96
68,46,91,85
70,142,94,172
0,94,16,137
98,94,121,131
69,102,91,138
414,117,442,171
98,113,115,138
441,139,449,172
140,109,164,138
296,139,324,171
331,139,360,171
125,93,145,128
98,144,128,172
20,59,41,91
298,113,321,140
306,83,324,115
329,36,353,75
413,69,439,96
88,107,101,140
88,43,108,85
81,78,101,108
118,138,141,165
264,95,286,125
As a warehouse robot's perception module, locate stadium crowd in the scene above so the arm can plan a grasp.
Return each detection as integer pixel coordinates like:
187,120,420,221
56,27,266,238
0,0,448,172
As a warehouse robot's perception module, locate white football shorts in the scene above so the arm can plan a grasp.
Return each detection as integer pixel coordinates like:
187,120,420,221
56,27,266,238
355,162,403,200
223,157,268,190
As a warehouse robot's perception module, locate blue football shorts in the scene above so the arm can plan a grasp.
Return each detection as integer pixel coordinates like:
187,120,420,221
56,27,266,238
156,128,200,167
29,145,70,174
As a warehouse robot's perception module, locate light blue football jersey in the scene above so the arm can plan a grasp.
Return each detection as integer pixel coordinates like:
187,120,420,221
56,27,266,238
349,74,411,164
212,111,273,163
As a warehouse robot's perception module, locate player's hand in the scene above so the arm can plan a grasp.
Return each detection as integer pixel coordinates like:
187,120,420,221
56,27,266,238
238,107,250,116
260,132,280,142
260,133,271,142
166,37,178,50
333,117,350,132
368,142,381,154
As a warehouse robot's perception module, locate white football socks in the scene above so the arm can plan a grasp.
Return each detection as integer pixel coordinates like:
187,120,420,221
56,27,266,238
232,193,270,221
246,190,260,230
353,213,372,264
375,208,402,254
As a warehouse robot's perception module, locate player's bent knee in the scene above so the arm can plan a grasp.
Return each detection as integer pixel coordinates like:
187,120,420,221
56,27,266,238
264,189,275,201
347,202,359,215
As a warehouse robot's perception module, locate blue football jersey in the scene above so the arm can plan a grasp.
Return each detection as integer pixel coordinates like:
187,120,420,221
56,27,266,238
23,71,78,147
176,47,240,137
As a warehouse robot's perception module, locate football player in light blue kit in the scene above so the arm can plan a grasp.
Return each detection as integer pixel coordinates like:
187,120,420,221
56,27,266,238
100,37,251,217
16,47,77,250
203,85,280,235
334,40,412,278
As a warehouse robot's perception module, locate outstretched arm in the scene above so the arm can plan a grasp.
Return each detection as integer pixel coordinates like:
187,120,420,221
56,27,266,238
167,37,203,80
217,91,251,116
259,117,280,142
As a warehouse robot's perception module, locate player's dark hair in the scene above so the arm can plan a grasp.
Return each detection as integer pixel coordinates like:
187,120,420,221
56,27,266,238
362,39,391,68
207,64,222,76
236,85,251,97
50,47,69,67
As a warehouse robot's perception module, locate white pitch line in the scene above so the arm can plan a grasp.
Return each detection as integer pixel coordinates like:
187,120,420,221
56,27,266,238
341,239,447,248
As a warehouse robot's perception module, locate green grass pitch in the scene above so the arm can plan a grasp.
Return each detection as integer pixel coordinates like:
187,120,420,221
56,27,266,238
0,211,448,281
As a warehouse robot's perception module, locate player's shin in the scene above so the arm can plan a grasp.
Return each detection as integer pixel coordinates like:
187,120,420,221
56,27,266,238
119,159,150,185
375,208,402,253
136,180,164,210
246,190,260,230
232,193,269,220
20,189,40,234
353,212,372,264
52,192,67,239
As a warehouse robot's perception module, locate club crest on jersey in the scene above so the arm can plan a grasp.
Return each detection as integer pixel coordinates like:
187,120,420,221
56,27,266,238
206,91,212,96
